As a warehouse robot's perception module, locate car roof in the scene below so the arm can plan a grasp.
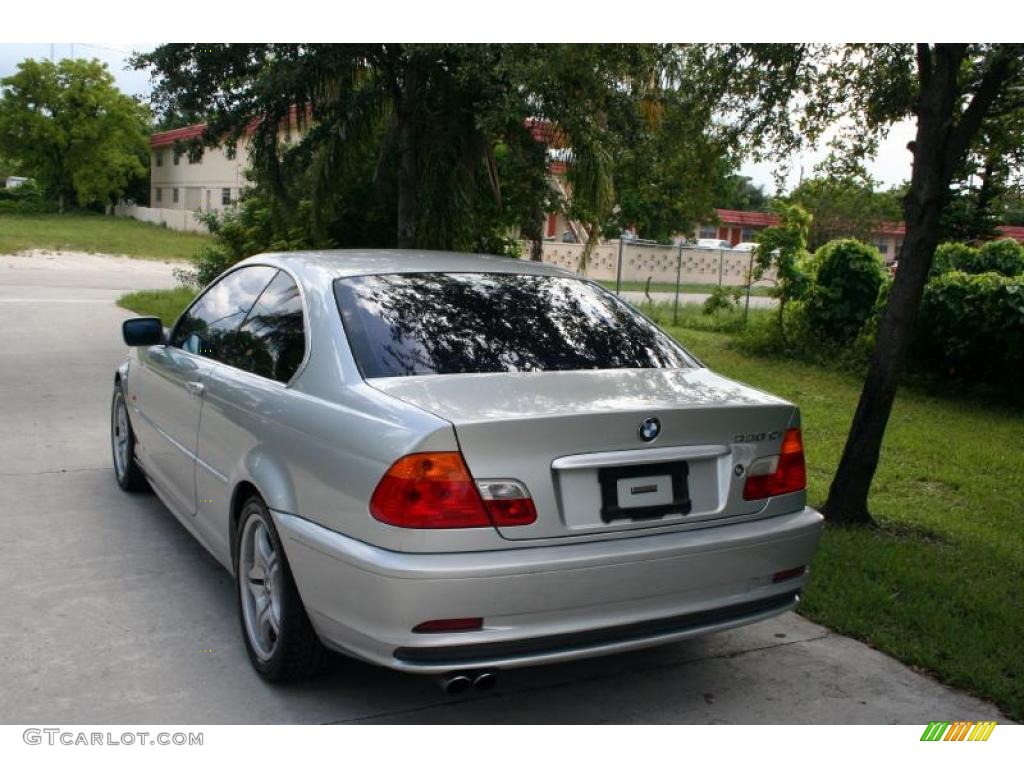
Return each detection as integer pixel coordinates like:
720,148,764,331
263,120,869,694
236,249,578,283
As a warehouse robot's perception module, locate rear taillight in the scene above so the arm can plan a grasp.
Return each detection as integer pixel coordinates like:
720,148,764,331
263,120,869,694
370,452,537,529
370,452,491,528
743,428,806,500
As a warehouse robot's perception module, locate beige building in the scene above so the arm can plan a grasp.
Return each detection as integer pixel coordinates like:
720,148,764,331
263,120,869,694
149,124,250,212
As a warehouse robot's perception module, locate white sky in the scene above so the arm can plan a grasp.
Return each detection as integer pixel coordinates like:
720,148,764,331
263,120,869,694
0,42,917,194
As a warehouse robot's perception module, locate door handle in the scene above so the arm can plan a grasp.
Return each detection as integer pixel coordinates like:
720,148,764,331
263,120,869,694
185,381,205,396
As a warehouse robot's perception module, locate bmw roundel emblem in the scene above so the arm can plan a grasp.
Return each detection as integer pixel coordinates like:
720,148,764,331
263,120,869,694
638,417,661,442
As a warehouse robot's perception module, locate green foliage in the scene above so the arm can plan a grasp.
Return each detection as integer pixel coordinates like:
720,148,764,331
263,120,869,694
804,239,885,343
712,169,770,211
931,238,1024,277
915,271,1024,382
0,58,148,210
0,180,55,213
931,241,976,276
180,195,312,288
701,285,742,315
975,238,1024,276
137,44,715,256
752,201,812,337
788,173,901,251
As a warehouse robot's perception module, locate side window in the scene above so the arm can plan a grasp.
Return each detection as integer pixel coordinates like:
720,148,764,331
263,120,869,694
169,266,277,363
230,271,306,383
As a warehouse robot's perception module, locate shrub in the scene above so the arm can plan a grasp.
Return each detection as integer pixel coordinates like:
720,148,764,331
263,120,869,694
176,194,313,288
915,271,1024,382
702,285,742,315
804,238,885,343
931,242,976,277
0,180,56,213
974,238,1024,276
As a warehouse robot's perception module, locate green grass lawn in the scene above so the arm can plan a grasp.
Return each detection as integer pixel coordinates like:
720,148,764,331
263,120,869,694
597,279,774,297
0,213,210,261
117,287,197,325
666,326,1024,720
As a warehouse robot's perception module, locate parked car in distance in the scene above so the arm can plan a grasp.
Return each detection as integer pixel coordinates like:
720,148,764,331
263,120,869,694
694,238,733,250
112,250,823,690
732,242,759,252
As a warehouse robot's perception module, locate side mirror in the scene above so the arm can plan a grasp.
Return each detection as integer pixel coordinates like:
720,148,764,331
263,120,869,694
122,317,166,346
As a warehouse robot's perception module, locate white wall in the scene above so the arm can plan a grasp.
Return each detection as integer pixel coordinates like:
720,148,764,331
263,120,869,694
526,240,774,286
114,204,209,234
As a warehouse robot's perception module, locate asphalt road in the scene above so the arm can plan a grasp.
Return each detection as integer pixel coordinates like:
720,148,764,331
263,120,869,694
0,251,1007,724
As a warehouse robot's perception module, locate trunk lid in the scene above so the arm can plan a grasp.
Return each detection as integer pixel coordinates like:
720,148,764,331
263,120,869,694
369,367,799,541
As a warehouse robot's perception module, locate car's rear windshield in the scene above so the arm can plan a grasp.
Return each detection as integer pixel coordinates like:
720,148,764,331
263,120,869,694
333,272,696,378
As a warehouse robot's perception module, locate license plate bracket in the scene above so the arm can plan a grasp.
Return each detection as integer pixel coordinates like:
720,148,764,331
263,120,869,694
597,461,691,523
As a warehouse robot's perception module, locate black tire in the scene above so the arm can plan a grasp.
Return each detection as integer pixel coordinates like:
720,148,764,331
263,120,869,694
235,494,326,682
111,386,149,492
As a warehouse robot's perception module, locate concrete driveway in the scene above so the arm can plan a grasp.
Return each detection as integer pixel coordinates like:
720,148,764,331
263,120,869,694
0,251,1006,724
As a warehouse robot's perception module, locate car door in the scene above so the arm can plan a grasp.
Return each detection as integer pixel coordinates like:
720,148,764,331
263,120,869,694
136,265,277,518
194,269,307,560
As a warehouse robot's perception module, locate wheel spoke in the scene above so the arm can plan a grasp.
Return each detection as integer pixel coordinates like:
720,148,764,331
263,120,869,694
257,597,275,644
255,526,274,571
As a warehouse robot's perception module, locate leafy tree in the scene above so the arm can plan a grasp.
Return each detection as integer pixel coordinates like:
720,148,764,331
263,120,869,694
136,45,681,257
136,44,743,262
0,58,149,212
679,44,1024,525
788,172,899,251
713,167,770,211
752,201,812,339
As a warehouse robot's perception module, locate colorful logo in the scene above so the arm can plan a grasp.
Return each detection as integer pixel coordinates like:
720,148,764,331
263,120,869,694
920,721,996,741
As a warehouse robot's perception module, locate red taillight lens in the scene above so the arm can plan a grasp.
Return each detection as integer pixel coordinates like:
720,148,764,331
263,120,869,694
476,480,538,526
743,428,807,500
412,618,483,633
370,452,491,528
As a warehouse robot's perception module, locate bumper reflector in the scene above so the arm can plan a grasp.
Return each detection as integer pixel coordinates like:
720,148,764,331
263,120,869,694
412,618,484,633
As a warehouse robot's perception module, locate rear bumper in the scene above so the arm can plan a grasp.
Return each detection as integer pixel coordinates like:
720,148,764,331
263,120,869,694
273,507,823,674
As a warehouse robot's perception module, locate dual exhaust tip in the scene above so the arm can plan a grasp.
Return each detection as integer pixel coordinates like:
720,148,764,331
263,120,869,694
439,669,498,696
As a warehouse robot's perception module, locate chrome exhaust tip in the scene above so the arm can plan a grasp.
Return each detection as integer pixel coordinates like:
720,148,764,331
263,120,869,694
440,672,472,696
472,670,497,692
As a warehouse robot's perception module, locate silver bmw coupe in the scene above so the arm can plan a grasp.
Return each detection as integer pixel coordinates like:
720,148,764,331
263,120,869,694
112,250,822,689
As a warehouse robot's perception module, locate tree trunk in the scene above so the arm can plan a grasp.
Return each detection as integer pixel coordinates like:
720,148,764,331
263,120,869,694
523,204,544,261
822,46,964,526
395,66,419,250
58,191,65,214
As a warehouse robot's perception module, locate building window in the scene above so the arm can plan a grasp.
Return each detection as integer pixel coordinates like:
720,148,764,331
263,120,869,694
741,228,755,242
172,188,179,204
173,152,180,166
155,151,163,168
222,188,232,206
155,188,162,203
699,226,718,239
876,241,889,255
